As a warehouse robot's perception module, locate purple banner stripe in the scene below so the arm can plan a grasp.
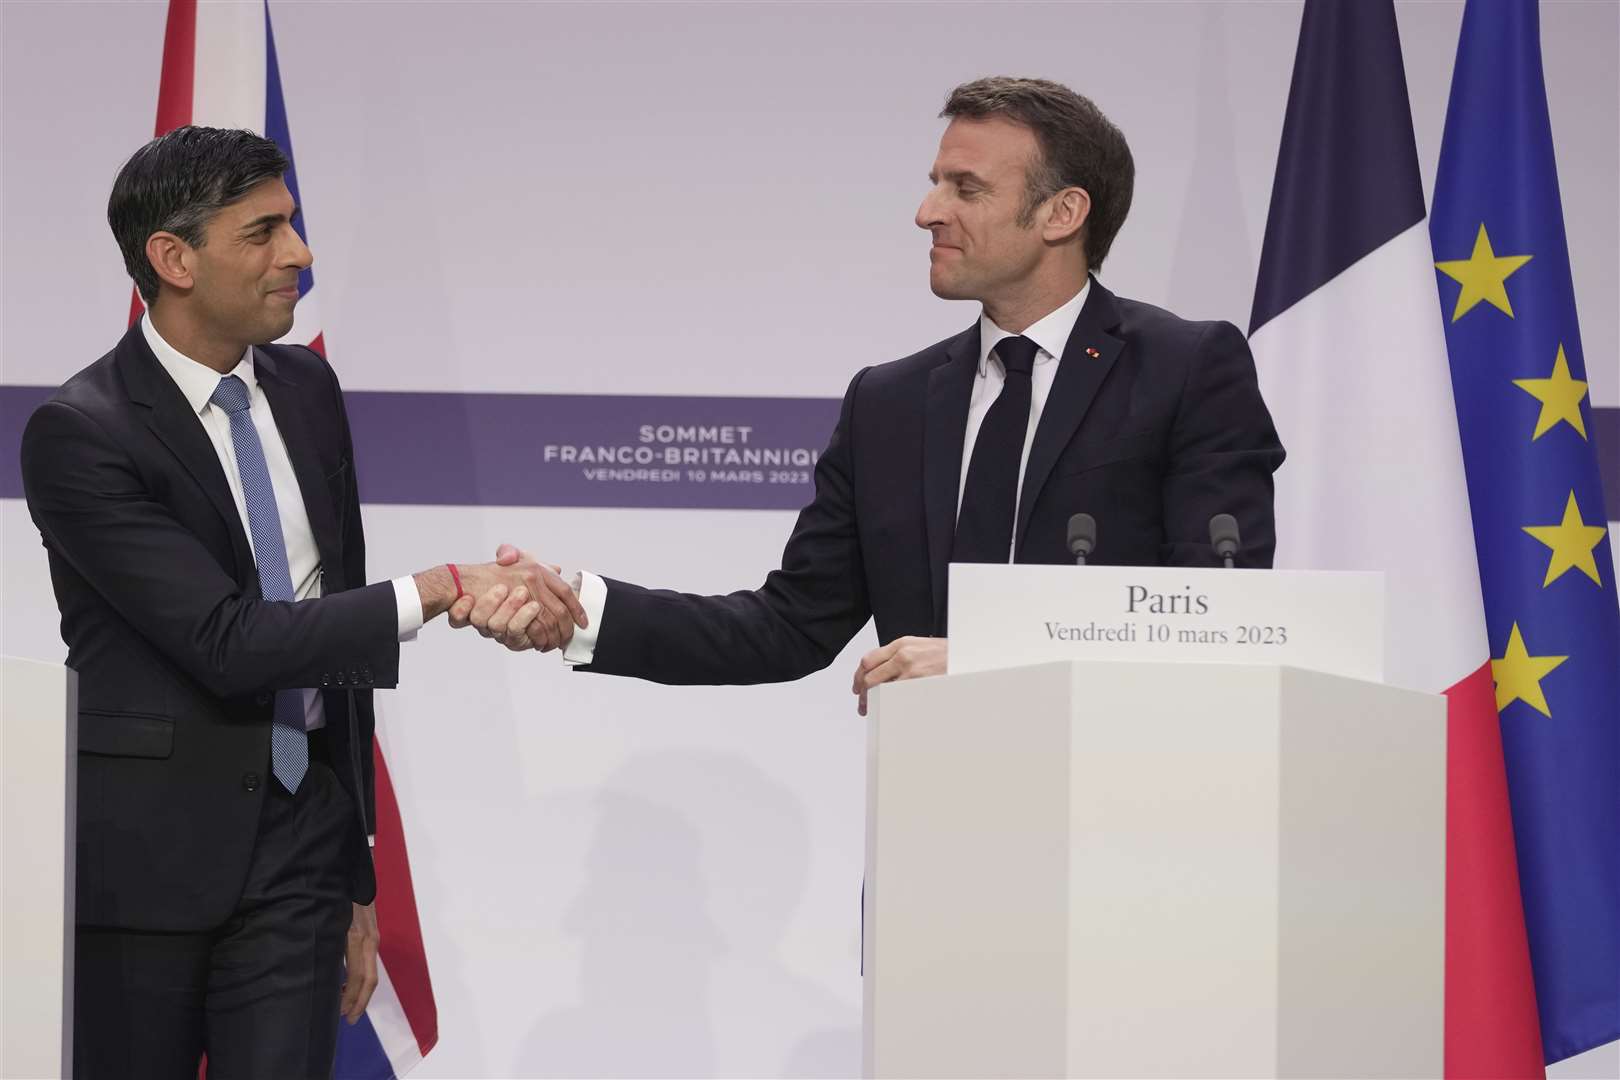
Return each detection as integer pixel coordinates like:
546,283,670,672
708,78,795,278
1597,402,1620,520
1,385,50,500
2,385,841,511
346,390,840,510
5,385,1616,518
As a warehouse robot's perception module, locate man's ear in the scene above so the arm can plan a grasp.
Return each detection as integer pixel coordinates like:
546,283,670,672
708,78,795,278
1042,186,1091,245
145,231,194,293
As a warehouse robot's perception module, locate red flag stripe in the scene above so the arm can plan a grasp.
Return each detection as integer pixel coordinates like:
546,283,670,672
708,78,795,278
372,745,439,1056
152,0,195,137
1444,660,1546,1077
129,0,197,331
126,289,146,331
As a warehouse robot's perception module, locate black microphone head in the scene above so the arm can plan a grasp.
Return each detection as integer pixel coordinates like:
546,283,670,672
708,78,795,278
1067,512,1097,557
1209,513,1241,558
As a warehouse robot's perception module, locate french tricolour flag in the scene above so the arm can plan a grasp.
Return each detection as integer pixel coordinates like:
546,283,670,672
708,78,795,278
143,3,439,1076
1249,2,1543,1076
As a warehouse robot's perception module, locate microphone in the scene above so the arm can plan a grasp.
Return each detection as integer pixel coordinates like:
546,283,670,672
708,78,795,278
1067,513,1097,566
1209,514,1241,569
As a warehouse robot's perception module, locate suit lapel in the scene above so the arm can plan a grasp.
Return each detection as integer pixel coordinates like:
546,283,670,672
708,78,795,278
923,324,980,631
117,327,257,582
255,348,345,592
1014,280,1124,557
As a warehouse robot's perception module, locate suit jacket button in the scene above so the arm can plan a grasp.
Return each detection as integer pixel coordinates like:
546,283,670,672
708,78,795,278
242,773,261,792
320,674,332,687
254,692,271,707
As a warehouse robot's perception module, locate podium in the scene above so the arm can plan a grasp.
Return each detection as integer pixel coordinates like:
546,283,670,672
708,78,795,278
2,656,77,1079
862,658,1446,1079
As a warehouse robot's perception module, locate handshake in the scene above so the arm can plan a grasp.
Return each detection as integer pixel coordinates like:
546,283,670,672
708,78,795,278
413,542,952,711
415,543,588,653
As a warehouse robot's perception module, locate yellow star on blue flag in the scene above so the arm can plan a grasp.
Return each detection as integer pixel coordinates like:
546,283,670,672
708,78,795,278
1491,622,1568,717
1435,223,1532,321
1513,344,1588,440
1523,492,1607,587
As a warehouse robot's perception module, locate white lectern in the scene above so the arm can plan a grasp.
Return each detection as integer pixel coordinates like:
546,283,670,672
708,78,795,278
3,656,77,1078
863,659,1445,1079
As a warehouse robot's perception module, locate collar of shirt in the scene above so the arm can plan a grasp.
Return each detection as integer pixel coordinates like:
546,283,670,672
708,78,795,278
976,278,1092,375
141,312,258,416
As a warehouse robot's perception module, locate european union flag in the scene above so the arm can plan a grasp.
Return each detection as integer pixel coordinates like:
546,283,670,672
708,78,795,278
1431,0,1620,1064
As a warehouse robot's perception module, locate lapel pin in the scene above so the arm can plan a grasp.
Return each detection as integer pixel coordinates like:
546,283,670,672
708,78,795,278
1085,346,1101,358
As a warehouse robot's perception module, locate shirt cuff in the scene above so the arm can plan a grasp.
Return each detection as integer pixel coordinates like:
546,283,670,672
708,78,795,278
563,571,606,665
393,575,424,642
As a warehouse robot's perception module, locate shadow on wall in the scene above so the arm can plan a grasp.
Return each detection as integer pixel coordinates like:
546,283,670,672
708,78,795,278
518,749,860,1078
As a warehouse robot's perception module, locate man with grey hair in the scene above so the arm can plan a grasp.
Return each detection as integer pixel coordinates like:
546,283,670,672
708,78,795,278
466,76,1284,707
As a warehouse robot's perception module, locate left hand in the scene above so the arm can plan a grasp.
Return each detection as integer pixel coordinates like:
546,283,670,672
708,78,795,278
341,902,380,1024
852,636,947,716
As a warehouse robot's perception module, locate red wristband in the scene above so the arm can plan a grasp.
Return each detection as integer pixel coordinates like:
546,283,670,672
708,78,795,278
446,563,465,601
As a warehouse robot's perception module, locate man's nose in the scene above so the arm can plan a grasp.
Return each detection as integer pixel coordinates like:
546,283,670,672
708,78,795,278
282,227,314,270
916,186,945,231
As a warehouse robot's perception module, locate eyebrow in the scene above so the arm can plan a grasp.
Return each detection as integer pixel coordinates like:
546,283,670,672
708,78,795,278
238,206,301,234
928,169,989,187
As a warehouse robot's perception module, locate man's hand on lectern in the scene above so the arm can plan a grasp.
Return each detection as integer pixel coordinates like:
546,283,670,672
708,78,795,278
852,636,947,716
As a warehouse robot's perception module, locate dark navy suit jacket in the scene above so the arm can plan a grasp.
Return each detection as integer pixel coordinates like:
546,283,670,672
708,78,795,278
582,278,1285,685
21,323,397,930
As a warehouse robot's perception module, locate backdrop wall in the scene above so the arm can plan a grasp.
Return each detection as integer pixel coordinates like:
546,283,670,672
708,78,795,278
2,2,1615,1076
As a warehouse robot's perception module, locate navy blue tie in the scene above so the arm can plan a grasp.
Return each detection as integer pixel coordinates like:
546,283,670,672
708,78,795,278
210,375,309,793
954,335,1040,564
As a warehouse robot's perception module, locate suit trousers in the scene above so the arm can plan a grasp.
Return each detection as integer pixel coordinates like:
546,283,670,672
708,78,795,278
73,761,353,1080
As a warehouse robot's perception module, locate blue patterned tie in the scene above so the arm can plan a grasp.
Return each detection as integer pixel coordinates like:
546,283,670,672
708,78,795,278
210,375,309,793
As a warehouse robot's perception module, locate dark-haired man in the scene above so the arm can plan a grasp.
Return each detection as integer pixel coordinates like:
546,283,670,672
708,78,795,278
20,126,584,1078
472,76,1284,707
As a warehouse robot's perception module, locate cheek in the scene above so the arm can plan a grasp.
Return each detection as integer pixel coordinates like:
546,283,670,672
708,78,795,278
239,263,273,302
992,224,1038,264
974,226,1014,263
222,274,258,309
957,215,985,253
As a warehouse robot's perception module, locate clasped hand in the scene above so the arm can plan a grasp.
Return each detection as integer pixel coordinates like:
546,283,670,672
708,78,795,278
444,544,587,652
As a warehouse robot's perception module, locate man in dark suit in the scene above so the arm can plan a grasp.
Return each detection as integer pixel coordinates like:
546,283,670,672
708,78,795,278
21,126,584,1079
467,76,1283,708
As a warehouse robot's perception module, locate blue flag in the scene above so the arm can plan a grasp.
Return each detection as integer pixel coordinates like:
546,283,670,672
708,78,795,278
1431,0,1620,1064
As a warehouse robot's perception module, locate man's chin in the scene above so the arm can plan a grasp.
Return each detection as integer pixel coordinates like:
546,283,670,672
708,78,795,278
254,315,298,345
928,271,977,302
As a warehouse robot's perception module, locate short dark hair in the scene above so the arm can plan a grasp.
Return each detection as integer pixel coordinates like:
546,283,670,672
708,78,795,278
942,76,1135,270
108,126,288,303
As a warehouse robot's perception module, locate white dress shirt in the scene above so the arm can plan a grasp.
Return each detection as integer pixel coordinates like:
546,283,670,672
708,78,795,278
562,281,1091,666
959,279,1091,539
142,315,424,728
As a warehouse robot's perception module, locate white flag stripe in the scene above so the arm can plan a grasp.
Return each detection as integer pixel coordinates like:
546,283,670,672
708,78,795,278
282,290,322,349
1250,222,1488,692
191,2,266,133
366,958,425,1076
